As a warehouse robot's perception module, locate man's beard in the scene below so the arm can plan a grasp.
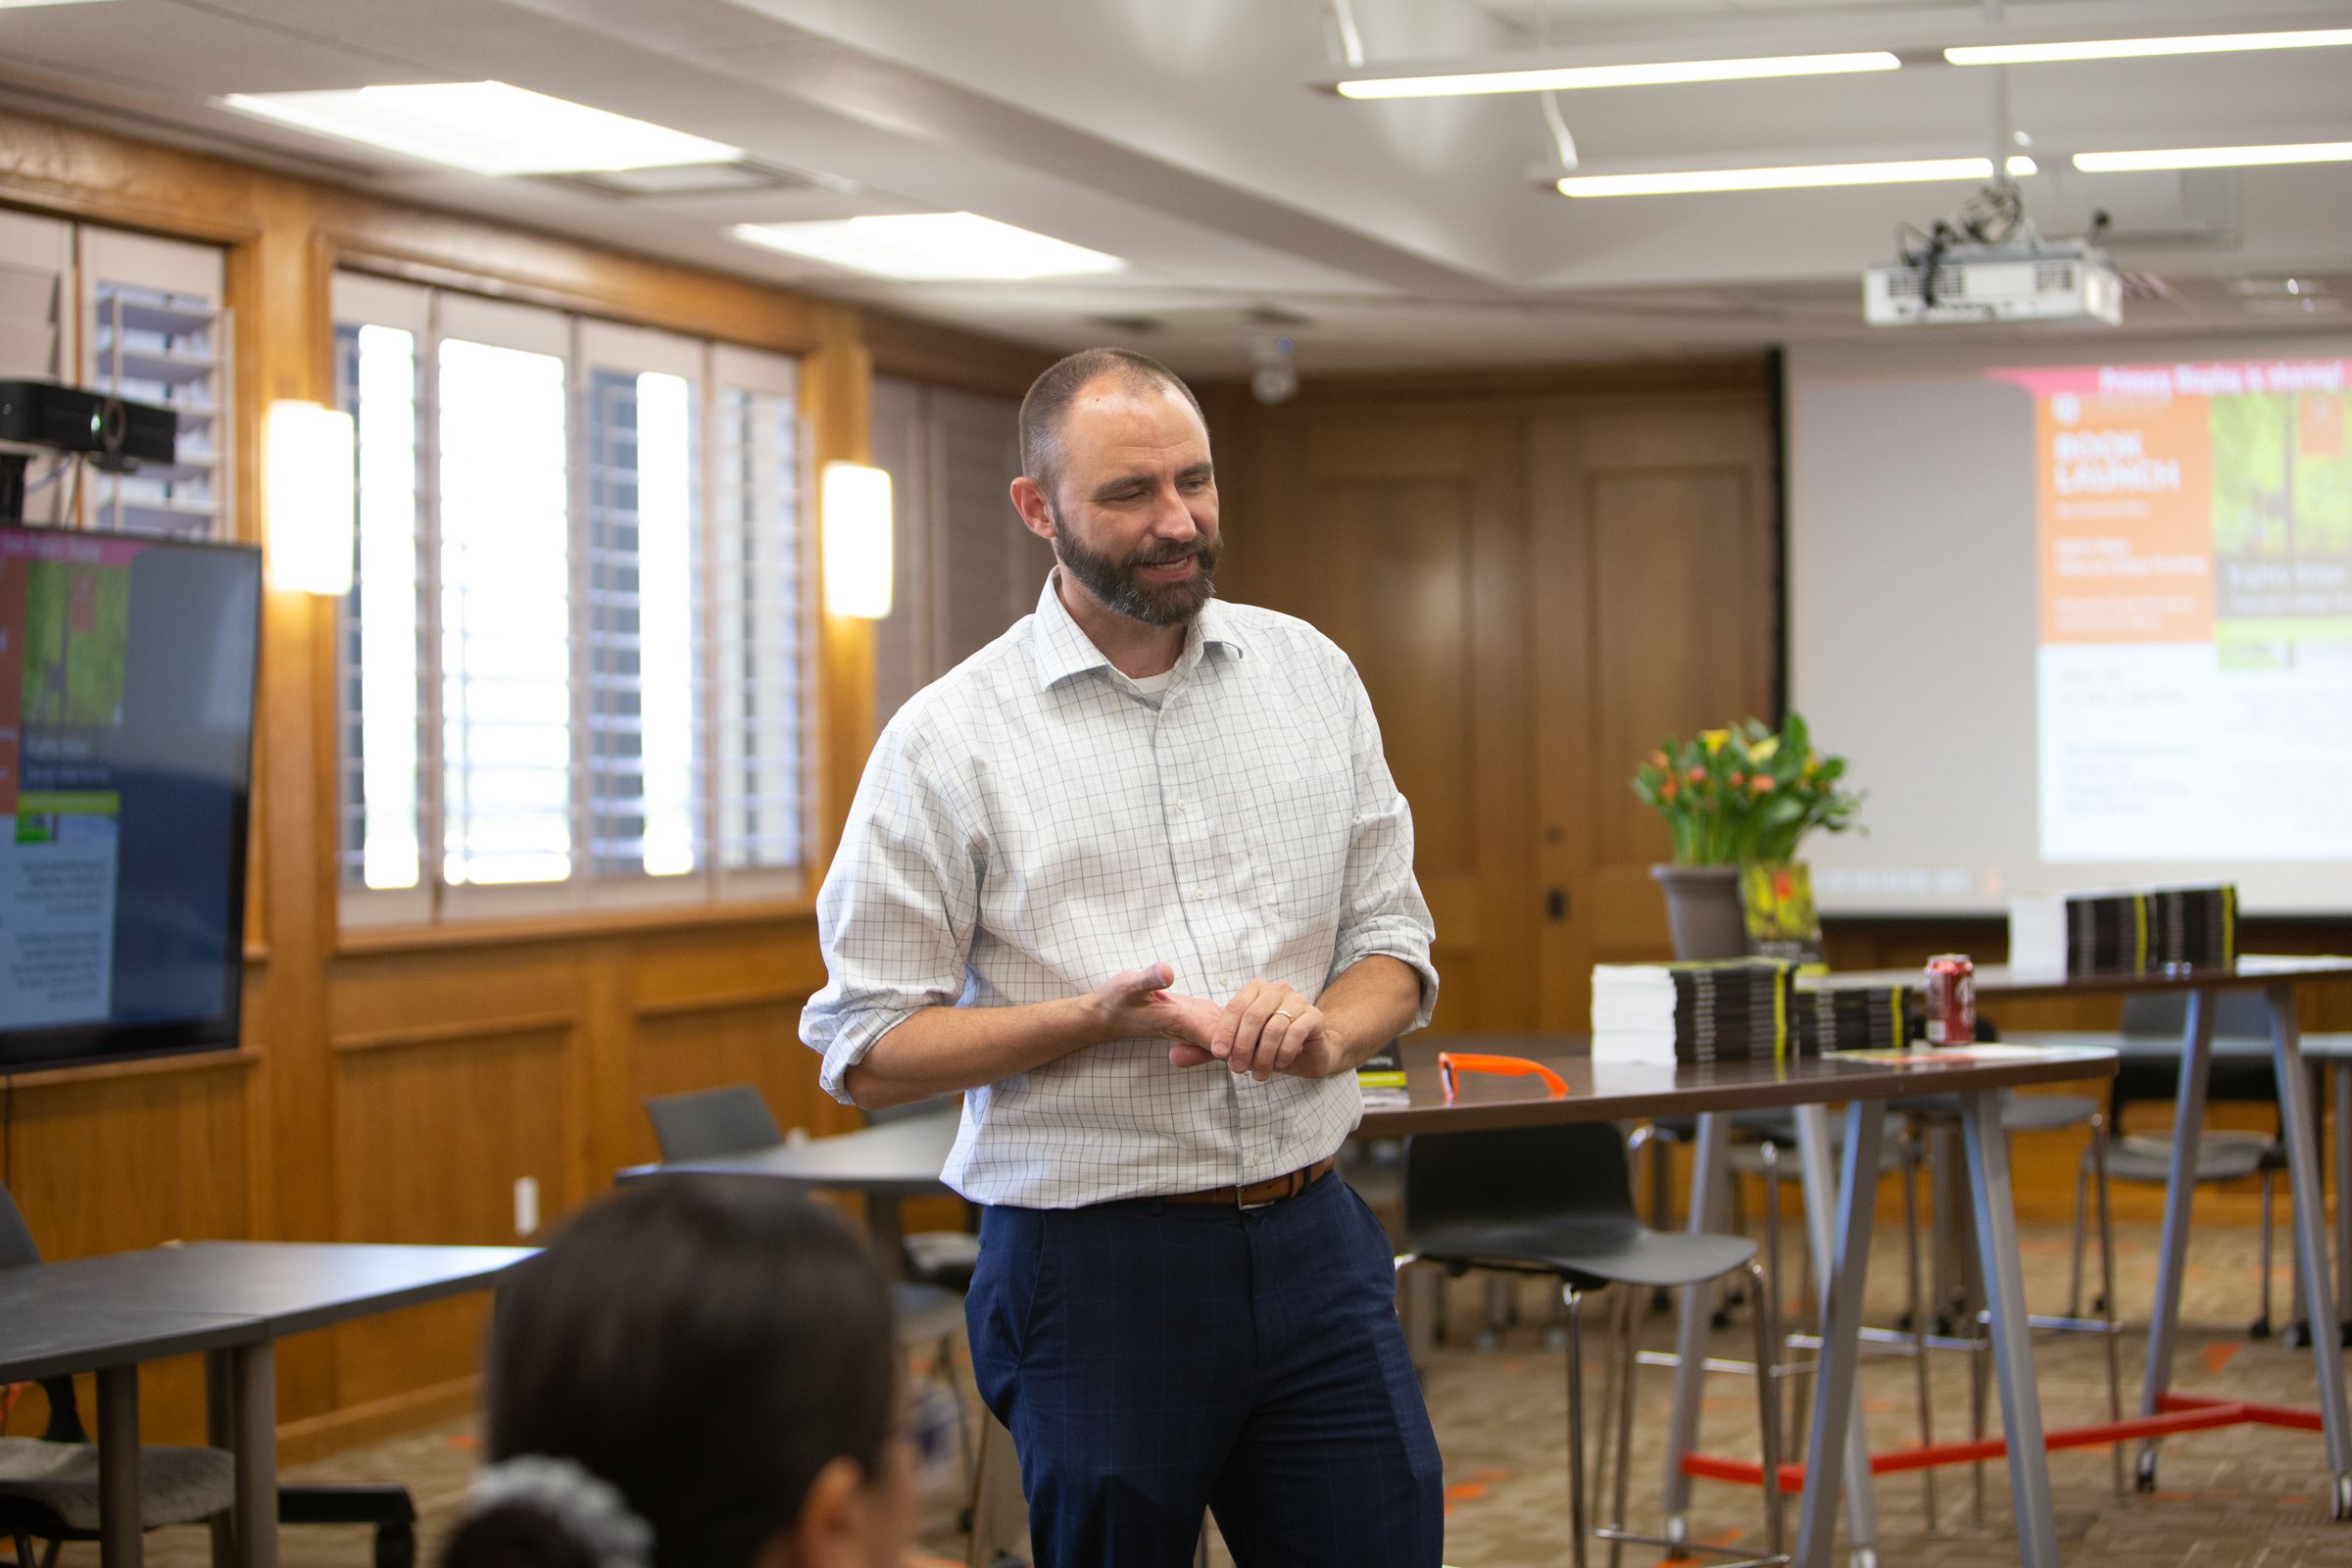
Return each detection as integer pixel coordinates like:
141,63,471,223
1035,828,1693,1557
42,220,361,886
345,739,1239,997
1052,514,1220,627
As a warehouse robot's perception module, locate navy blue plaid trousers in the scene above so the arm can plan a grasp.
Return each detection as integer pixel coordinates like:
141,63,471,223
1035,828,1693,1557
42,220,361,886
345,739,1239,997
965,1170,1445,1568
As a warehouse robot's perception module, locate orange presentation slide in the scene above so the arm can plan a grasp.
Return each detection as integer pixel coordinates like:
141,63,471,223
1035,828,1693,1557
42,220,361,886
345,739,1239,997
1995,357,2352,658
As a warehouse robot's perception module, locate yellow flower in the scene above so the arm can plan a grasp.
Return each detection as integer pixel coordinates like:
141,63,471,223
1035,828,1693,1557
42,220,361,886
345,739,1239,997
1749,736,1780,763
1700,728,1731,756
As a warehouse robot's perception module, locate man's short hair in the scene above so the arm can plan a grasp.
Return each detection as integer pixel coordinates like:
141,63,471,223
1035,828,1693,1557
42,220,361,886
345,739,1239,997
1018,347,1206,505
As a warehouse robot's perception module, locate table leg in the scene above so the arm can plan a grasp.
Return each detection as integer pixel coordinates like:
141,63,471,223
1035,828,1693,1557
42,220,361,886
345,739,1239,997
2137,986,2214,1490
1793,1103,1880,1565
96,1364,143,1568
231,1342,278,1568
1958,1089,2058,1566
1660,1111,1730,1544
2335,1060,2351,1348
2264,983,2352,1518
869,1196,908,1282
1793,1101,1886,1568
206,1349,237,1568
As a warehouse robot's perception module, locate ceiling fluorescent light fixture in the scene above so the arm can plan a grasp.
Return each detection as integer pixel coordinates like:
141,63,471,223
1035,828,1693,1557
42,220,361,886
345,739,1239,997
1558,154,2034,198
217,81,740,174
731,213,1124,280
2074,141,2352,172
1336,50,1898,98
1947,28,2352,66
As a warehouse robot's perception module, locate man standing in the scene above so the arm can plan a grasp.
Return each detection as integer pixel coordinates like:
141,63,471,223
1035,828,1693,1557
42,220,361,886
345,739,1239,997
802,348,1443,1566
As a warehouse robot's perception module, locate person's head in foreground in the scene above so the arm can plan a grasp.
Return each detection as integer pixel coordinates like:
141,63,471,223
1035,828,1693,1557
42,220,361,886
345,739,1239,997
440,1178,915,1568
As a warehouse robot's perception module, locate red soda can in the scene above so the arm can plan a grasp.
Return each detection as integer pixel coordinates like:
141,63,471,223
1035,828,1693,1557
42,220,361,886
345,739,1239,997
1922,955,1976,1046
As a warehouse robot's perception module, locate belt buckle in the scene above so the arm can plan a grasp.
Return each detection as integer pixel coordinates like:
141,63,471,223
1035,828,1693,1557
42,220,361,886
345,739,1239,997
1236,1170,1294,1211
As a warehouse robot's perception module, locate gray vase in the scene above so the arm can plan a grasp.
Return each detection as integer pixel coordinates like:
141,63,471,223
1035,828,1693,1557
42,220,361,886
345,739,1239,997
1650,863,1748,961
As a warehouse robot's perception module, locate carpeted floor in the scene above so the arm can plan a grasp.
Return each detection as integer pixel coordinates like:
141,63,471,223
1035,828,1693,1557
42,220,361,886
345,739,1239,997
98,1217,2352,1568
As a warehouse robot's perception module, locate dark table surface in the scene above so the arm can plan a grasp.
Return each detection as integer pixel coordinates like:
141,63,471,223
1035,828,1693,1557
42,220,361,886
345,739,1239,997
1355,1035,2120,1137
0,1243,537,1338
0,1302,258,1383
1812,954,2352,1001
618,1112,962,1195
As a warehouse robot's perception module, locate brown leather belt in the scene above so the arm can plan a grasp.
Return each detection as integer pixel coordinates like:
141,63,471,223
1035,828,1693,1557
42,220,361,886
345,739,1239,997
1161,1156,1336,1210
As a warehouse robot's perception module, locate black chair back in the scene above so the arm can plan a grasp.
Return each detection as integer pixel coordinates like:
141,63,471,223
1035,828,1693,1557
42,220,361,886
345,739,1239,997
643,1086,784,1162
1404,1122,1639,1234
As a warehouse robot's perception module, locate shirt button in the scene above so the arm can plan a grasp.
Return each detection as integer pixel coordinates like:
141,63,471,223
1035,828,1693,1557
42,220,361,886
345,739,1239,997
1194,887,1208,900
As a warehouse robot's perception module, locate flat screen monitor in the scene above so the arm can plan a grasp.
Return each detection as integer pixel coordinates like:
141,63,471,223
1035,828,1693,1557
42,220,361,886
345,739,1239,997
1,523,261,1071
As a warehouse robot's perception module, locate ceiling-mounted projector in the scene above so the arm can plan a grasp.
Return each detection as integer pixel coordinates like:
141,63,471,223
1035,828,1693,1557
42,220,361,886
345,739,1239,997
1865,239,2122,327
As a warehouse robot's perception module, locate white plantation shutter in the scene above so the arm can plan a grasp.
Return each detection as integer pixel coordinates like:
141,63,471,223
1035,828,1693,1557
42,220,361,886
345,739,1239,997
710,344,808,888
79,228,231,542
432,294,574,911
332,273,431,922
579,319,707,899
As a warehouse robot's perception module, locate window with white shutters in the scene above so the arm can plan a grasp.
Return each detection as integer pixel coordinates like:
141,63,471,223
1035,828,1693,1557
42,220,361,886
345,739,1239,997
331,274,811,925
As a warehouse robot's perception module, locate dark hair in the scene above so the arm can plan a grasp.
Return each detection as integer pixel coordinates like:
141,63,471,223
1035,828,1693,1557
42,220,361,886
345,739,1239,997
1018,346,1205,506
441,1178,898,1568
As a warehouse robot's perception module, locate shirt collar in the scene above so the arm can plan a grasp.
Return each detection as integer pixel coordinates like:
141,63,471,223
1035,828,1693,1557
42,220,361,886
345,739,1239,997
1030,567,1248,691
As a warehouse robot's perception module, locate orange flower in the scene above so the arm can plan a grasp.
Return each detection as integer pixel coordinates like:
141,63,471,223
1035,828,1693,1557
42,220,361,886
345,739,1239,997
1660,775,1680,802
1687,766,1706,783
1728,770,1745,787
1751,774,1775,794
1648,750,1668,769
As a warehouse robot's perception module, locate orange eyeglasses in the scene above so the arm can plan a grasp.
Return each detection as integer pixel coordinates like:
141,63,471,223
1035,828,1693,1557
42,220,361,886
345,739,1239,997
1435,1052,1570,1102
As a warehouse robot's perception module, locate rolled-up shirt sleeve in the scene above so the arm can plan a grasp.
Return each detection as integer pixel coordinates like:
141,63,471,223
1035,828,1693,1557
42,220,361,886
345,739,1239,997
1328,660,1439,1032
800,720,981,1103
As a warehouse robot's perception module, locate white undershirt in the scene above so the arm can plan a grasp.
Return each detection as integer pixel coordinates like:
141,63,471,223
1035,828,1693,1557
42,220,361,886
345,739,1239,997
1125,667,1177,698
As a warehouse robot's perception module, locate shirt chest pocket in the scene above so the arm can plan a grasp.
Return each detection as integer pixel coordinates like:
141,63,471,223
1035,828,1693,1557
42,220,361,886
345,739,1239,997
1240,760,1352,921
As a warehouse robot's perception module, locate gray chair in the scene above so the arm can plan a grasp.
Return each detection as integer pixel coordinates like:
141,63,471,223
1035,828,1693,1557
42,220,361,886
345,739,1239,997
0,1184,415,1568
1398,1123,1787,1568
643,1084,787,1162
2109,993,2294,1340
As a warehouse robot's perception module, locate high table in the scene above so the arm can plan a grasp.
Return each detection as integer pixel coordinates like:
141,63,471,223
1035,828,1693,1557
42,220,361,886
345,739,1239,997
614,1112,962,1280
1359,1036,2118,1568
0,1242,534,1568
1816,956,2352,1518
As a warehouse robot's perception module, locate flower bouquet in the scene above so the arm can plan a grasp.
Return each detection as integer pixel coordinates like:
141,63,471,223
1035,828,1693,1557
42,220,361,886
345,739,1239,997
1631,713,1863,958
1632,712,1863,864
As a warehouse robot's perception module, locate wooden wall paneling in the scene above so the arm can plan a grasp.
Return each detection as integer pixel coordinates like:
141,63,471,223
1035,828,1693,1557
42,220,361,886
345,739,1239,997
5,1055,254,1443
861,306,1052,399
327,1020,577,1424
1530,395,1779,1027
1230,408,1537,1032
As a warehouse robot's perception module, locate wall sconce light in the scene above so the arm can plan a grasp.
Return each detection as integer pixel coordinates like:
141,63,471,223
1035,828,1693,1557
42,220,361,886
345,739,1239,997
821,460,894,618
265,399,356,595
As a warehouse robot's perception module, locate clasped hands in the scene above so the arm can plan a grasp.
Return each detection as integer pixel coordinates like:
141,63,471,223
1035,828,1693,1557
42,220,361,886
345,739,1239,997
1091,962,1341,1083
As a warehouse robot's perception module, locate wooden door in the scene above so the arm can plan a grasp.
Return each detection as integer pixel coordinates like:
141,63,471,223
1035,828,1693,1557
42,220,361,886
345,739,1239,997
1228,407,1540,1033
1528,395,1780,1030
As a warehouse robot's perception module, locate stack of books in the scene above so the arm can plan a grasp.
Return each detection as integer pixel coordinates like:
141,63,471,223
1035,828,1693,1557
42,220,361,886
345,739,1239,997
1791,983,1911,1054
1591,957,1803,1066
2008,884,2238,976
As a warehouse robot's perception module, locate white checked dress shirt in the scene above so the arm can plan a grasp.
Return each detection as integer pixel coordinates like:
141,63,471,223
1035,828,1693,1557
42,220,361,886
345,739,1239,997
801,570,1438,1208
